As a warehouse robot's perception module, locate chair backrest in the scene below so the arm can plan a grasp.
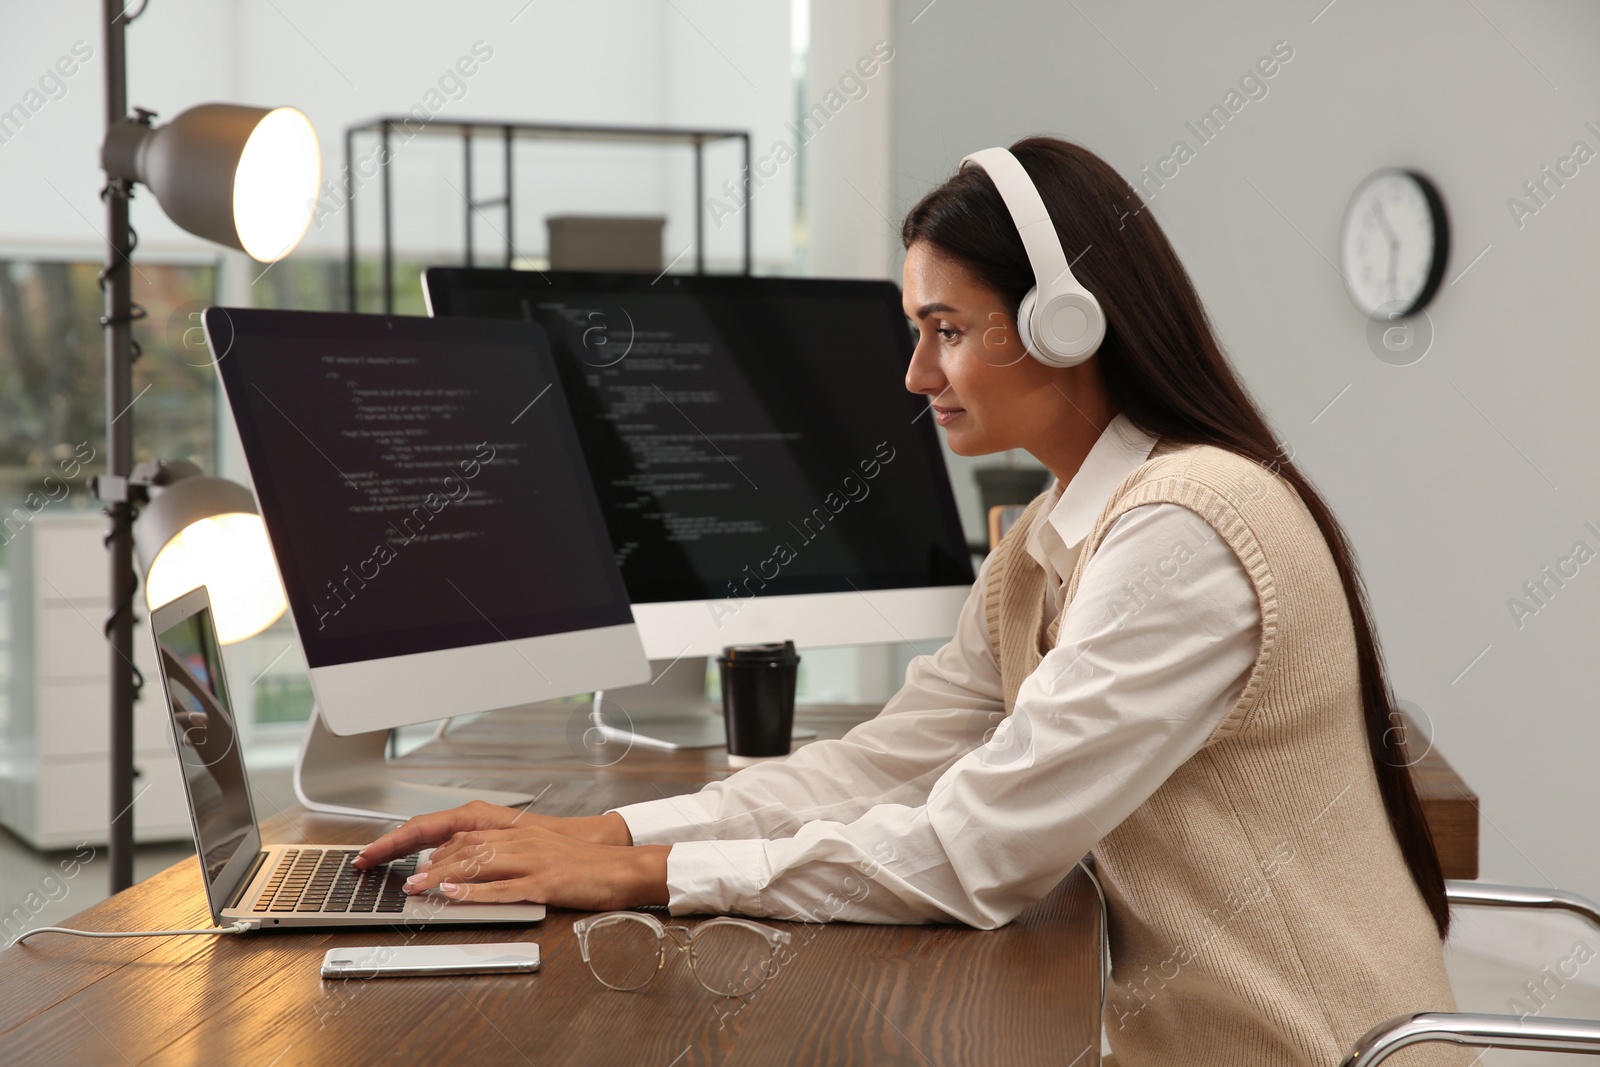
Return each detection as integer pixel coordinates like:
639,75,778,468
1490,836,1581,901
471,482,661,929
987,504,1027,551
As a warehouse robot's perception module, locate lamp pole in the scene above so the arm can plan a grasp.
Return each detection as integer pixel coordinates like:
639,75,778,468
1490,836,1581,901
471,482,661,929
88,7,318,894
99,0,139,894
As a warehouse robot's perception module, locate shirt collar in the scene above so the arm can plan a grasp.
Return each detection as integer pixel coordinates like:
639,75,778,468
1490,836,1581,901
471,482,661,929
1025,413,1160,570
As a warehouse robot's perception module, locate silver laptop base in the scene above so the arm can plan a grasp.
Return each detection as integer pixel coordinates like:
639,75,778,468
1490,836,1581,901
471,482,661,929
295,705,537,821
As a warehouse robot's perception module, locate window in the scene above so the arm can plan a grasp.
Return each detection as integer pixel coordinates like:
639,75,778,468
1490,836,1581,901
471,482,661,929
0,257,217,732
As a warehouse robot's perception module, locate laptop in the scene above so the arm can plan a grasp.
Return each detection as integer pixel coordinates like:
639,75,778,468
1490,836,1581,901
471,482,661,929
151,585,546,929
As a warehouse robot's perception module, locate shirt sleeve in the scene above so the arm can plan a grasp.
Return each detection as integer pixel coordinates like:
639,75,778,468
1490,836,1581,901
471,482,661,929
654,502,1264,928
607,550,1007,846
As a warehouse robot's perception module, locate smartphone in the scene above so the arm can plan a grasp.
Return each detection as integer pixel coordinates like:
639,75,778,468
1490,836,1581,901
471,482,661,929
320,942,541,979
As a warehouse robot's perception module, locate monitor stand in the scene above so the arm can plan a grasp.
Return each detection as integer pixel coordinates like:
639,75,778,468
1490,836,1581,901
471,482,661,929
294,704,539,821
591,655,817,751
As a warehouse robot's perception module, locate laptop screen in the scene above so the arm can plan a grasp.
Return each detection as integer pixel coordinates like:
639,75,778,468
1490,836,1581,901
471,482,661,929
153,596,258,909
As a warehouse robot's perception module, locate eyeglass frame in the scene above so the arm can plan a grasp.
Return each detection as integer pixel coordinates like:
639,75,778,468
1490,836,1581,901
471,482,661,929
571,911,793,997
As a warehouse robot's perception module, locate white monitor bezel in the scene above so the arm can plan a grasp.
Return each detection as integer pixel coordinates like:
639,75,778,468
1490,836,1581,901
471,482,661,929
306,622,648,735
631,585,968,661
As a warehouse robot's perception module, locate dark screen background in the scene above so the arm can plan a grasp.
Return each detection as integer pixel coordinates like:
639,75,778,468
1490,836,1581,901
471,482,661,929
210,309,633,668
425,270,974,603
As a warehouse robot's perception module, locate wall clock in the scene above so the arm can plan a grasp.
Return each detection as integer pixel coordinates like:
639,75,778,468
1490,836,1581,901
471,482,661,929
1339,168,1449,319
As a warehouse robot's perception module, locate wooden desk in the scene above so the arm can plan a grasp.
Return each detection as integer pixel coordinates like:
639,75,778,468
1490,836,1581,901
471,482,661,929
1410,733,1480,881
0,706,1106,1066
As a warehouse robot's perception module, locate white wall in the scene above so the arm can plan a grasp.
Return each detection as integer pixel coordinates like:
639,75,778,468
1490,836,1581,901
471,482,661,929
800,0,895,279
0,0,795,270
888,0,1600,896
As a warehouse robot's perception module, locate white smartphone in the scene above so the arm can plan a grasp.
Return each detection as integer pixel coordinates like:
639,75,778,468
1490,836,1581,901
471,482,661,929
320,942,541,979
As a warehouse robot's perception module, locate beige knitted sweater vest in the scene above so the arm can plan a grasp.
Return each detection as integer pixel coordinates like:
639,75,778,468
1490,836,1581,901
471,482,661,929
985,438,1464,1067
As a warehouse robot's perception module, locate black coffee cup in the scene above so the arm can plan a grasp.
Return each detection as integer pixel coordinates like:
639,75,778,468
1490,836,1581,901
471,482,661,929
717,641,800,765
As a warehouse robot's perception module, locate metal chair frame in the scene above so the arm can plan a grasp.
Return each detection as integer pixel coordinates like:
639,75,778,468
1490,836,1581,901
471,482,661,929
1340,882,1600,1065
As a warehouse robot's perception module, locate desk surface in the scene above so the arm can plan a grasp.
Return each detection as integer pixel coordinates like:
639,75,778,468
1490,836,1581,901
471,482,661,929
0,706,1106,1066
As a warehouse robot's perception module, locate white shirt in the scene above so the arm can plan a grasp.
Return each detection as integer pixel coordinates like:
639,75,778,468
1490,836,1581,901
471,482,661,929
610,414,1262,929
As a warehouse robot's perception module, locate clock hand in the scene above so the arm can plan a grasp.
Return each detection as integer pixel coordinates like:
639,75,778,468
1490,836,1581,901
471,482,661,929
1372,200,1401,301
1371,200,1398,245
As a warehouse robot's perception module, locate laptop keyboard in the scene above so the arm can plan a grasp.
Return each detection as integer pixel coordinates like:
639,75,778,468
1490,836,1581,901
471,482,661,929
252,849,419,915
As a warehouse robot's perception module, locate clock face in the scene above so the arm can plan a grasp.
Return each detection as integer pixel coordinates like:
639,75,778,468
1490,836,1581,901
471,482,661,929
1339,169,1447,319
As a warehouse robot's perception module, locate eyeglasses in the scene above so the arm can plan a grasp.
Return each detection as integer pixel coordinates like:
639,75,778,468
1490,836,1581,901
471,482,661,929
572,912,791,997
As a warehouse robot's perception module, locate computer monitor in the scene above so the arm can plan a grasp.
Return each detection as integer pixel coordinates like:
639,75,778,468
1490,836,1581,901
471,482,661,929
423,269,975,746
206,307,650,813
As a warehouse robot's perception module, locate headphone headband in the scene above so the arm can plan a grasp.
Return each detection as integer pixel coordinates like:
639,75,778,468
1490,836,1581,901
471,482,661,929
958,146,1106,367
960,148,1074,299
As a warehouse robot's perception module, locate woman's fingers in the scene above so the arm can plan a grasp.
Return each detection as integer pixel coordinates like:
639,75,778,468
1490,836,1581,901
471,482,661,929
355,817,451,869
354,800,522,869
406,843,529,895
421,828,524,871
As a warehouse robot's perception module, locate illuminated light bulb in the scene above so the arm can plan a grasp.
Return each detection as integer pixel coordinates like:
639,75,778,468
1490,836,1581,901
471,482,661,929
233,107,321,263
146,512,288,644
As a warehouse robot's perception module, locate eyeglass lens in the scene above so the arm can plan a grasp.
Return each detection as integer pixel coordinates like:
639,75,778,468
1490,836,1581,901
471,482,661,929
585,918,662,990
584,917,775,996
686,923,774,997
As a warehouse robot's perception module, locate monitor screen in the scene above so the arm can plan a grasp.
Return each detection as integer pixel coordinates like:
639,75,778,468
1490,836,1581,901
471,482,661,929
154,599,255,895
423,270,974,606
208,308,636,670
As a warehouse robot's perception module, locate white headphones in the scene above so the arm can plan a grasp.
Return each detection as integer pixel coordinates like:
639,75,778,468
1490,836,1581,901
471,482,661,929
959,147,1106,368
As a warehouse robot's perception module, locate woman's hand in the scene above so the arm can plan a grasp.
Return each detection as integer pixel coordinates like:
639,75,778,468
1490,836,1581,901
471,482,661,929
404,823,669,911
354,801,633,869
353,801,663,911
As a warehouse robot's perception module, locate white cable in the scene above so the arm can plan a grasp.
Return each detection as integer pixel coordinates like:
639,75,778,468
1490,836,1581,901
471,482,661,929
13,919,259,946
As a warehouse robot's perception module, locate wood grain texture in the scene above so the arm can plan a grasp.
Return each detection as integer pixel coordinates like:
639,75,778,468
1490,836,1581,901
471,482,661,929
0,704,1105,1066
1410,739,1481,882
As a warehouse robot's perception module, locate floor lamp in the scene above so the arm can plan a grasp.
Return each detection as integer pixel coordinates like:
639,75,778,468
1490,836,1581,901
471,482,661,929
93,0,319,892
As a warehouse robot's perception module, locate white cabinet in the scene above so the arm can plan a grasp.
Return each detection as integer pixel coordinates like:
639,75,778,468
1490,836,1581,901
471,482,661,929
1,511,190,849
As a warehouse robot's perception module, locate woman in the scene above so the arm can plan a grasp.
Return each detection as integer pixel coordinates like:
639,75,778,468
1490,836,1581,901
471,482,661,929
357,137,1461,1065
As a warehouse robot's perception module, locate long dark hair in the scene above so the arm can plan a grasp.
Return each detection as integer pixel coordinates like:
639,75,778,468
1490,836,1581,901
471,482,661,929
901,135,1449,939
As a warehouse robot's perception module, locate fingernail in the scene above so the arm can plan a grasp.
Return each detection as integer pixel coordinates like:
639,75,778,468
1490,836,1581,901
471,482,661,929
405,873,427,886
416,858,432,873
440,882,463,897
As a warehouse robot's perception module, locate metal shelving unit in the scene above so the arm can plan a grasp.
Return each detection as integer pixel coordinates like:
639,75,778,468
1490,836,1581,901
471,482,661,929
343,118,753,313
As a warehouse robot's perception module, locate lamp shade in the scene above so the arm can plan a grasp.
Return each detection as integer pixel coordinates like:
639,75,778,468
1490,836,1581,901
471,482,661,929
105,103,321,263
137,474,288,644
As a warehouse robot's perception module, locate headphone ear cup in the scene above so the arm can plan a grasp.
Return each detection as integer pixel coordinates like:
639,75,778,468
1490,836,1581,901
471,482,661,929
1022,290,1105,369
1015,287,1041,364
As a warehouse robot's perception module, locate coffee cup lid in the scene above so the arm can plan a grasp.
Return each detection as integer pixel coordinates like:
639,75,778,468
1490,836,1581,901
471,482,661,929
718,640,799,664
